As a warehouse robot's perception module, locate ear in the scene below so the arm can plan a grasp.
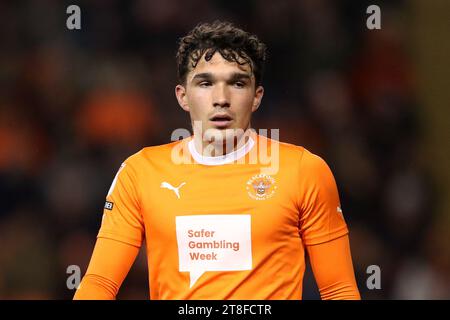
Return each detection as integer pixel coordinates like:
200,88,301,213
175,84,189,112
251,86,264,112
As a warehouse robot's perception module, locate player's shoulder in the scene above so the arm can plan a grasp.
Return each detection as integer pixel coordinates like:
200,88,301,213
257,134,310,160
294,147,334,179
257,134,330,171
122,138,187,166
256,134,305,155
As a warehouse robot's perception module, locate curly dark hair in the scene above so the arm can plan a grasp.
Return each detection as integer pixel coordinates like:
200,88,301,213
176,20,267,86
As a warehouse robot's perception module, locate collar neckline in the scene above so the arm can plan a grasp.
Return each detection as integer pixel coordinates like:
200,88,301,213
187,135,255,166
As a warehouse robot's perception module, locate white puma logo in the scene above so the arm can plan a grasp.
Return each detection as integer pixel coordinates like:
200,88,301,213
160,181,186,199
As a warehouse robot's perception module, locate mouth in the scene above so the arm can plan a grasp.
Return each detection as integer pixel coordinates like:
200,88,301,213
209,114,233,128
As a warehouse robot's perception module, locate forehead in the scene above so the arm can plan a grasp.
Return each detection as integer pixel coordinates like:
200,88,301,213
187,52,253,80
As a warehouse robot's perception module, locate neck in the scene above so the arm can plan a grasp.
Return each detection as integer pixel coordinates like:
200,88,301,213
193,128,254,157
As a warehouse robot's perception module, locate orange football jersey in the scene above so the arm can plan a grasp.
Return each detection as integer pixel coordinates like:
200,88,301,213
98,133,348,299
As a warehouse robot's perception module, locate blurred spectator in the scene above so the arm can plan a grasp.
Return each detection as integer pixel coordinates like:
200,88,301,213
76,89,158,147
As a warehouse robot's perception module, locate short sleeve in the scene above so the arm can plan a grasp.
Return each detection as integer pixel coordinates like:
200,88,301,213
97,159,144,247
297,150,348,245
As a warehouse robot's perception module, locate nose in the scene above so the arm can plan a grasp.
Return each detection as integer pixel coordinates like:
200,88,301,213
212,83,230,108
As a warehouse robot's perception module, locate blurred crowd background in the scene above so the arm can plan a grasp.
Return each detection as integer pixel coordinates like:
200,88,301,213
0,0,449,299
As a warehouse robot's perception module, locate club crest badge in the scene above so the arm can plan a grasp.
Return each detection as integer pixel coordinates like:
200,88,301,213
246,174,277,200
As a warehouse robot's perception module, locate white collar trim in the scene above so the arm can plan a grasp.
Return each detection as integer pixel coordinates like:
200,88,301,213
188,136,255,166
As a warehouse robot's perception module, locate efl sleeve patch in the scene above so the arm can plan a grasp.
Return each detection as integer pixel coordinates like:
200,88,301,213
104,200,114,210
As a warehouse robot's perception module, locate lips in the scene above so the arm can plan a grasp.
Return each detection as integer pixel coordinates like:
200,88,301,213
209,114,233,128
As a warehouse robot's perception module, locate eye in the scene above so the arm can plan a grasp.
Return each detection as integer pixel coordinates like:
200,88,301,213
199,81,212,87
234,81,246,88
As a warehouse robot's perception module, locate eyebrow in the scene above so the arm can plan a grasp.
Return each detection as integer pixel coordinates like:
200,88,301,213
192,72,252,82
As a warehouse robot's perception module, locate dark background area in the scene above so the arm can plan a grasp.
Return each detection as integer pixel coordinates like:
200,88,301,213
0,0,449,299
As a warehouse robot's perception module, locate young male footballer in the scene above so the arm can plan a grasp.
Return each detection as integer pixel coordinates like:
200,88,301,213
74,21,361,300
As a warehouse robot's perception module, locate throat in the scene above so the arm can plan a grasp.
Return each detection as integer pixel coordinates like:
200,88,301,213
197,133,249,157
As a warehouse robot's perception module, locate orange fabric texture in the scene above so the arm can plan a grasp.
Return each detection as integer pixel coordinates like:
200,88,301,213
74,134,360,299
307,235,361,300
73,237,139,300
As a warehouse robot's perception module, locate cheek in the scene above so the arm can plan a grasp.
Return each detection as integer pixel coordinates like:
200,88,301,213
234,89,255,104
233,94,255,119
191,88,212,103
187,91,210,119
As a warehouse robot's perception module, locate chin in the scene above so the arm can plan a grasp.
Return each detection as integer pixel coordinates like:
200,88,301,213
207,127,248,143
